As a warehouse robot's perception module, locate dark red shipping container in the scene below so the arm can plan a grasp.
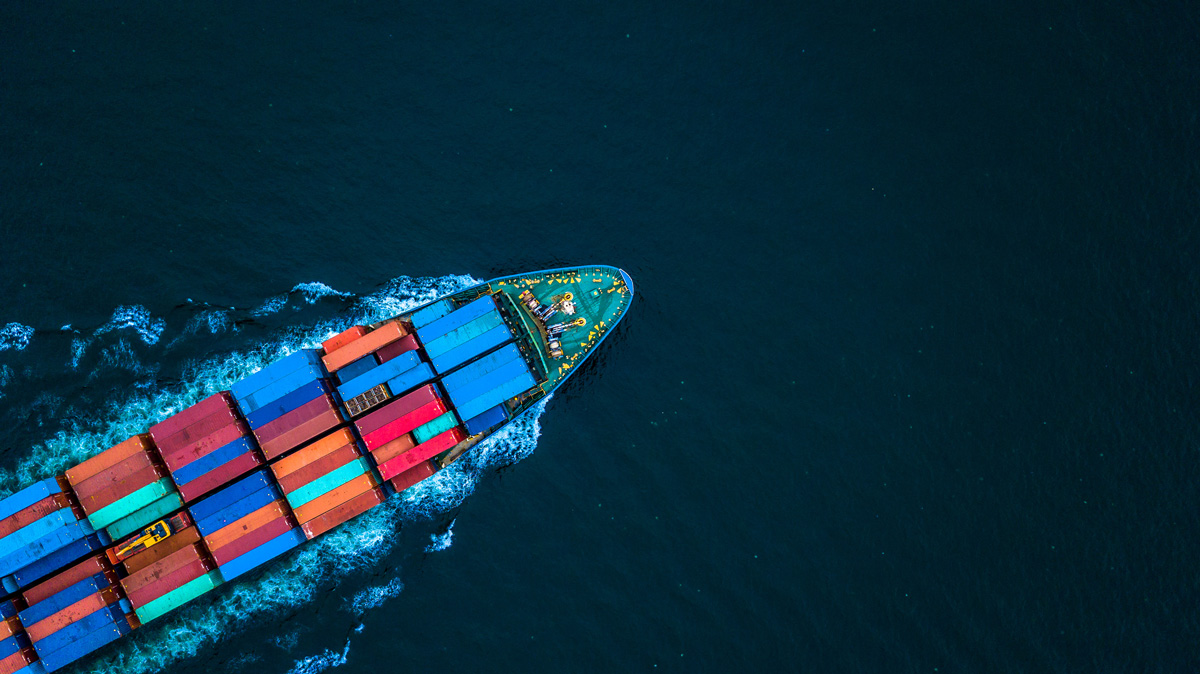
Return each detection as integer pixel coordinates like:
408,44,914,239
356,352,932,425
374,334,419,364
379,429,464,481
22,554,110,606
121,544,203,596
149,392,236,441
369,434,416,466
361,400,445,450
388,461,438,494
300,488,385,540
127,558,210,609
0,494,70,540
162,421,251,471
209,515,296,566
72,450,156,499
178,451,264,503
154,401,240,454
354,385,438,436
277,444,359,494
260,410,343,459
77,464,165,515
122,527,201,574
254,394,337,445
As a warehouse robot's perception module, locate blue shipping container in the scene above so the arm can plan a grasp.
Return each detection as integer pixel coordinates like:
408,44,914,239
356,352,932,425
19,573,110,626
455,371,538,422
440,343,522,394
239,364,326,414
385,362,435,398
171,437,256,486
0,633,31,659
188,471,273,523
38,617,130,673
230,350,322,402
9,534,105,590
218,528,305,581
464,405,509,436
0,478,63,522
410,299,453,329
423,311,503,359
429,323,513,374
337,351,421,400
334,356,379,386
415,296,497,344
0,510,78,559
244,379,330,430
0,520,94,578
447,358,532,411
196,485,280,537
0,599,18,619
32,603,123,658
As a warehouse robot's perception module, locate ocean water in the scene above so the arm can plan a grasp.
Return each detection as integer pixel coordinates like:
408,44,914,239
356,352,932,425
1,1,1198,672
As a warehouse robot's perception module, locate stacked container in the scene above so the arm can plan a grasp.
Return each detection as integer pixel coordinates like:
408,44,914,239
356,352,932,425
440,342,535,435
417,295,514,374
118,535,218,625
0,478,106,595
324,322,429,417
17,553,131,672
269,429,384,540
353,385,465,493
65,435,182,543
190,471,303,581
232,351,343,460
151,393,261,503
0,599,36,674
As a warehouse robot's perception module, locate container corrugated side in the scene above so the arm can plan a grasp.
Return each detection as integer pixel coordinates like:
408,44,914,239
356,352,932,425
300,488,385,540
132,571,222,624
321,322,406,373
429,323,513,374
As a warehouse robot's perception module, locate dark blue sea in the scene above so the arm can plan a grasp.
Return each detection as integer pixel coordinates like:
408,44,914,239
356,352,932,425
2,1,1198,672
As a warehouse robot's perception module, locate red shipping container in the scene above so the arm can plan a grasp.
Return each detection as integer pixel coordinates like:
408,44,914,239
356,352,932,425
178,451,264,503
24,587,120,642
355,385,439,436
149,392,235,440
260,410,343,460
122,527,201,574
155,404,241,455
0,617,20,641
361,400,445,450
0,649,35,673
127,558,210,609
163,421,251,471
65,435,153,486
301,488,385,540
210,515,296,567
388,460,438,494
278,444,359,494
77,464,165,515
321,322,406,372
0,494,70,540
72,450,156,499
271,428,356,479
374,334,419,364
120,544,202,595
205,502,287,551
379,429,465,481
370,434,416,466
254,394,337,445
22,554,110,606
322,326,368,355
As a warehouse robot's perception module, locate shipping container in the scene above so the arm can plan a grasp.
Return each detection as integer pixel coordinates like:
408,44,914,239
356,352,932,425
133,571,221,624
410,299,453,329
0,520,95,578
375,334,419,364
209,516,295,567
148,392,235,442
177,451,264,504
105,492,185,541
218,529,305,581
70,451,155,500
321,322,406,373
121,545,201,596
152,404,240,455
354,385,439,436
0,512,80,560
253,394,337,445
455,371,538,422
188,471,274,524
333,356,378,385
230,350,323,403
384,362,435,398
85,479,172,531
300,488,384,540
277,445,359,495
30,603,123,659
22,555,108,607
160,422,251,471
445,357,532,411
463,404,509,436
202,502,288,552
429,323,514,374
25,588,120,642
415,295,496,345
244,380,330,430
195,486,280,538
37,617,130,672
122,527,201,575
439,343,523,394
7,534,106,591
293,474,379,524
0,495,70,541
259,409,343,460
423,310,504,359
270,428,357,479
378,429,466,481
361,400,446,451
321,326,368,355
0,649,36,674
0,616,21,641
170,437,257,487
336,351,420,401
64,436,152,487
368,434,416,466
0,480,65,523
18,574,112,626
237,364,327,414
0,634,29,660
126,558,210,609
286,459,371,509
412,412,460,445
76,464,164,516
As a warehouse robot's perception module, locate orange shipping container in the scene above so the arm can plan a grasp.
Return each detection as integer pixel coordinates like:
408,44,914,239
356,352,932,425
322,326,368,355
271,428,356,479
369,434,416,466
77,464,165,515
389,461,438,494
260,410,343,459
278,445,359,494
321,322,406,372
121,545,203,596
293,473,379,523
202,502,290,552
301,487,385,540
24,587,120,642
0,616,21,641
0,648,36,673
121,526,202,574
22,554,110,606
65,435,153,486
72,450,156,499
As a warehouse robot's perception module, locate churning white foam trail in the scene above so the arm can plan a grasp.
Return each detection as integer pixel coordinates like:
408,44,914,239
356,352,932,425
95,305,167,346
0,322,34,352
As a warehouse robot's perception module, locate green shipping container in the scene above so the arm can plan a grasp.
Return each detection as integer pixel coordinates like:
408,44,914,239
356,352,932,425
134,570,223,624
285,458,371,509
105,492,185,540
423,311,503,359
412,411,459,445
86,478,175,530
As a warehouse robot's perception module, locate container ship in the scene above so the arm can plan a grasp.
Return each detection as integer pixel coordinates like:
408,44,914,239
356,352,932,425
0,266,634,673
